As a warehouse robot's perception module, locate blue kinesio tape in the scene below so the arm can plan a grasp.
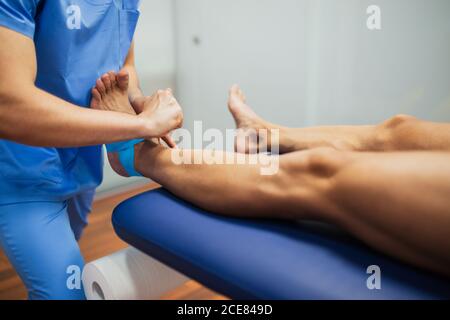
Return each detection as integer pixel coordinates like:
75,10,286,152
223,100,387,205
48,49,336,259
118,145,143,177
106,139,144,177
106,139,144,153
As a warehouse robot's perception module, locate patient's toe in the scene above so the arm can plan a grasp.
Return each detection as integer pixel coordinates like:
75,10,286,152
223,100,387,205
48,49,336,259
108,71,117,91
96,79,106,96
117,69,130,91
90,87,102,108
101,73,112,92
228,85,247,110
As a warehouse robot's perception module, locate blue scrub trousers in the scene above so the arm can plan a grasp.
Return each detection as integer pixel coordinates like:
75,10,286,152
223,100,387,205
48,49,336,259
0,191,95,300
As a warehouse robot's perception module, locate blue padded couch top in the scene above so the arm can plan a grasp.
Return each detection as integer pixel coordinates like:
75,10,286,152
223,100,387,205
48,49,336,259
112,188,450,300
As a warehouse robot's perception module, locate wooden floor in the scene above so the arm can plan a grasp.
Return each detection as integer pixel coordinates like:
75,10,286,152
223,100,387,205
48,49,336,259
0,183,226,300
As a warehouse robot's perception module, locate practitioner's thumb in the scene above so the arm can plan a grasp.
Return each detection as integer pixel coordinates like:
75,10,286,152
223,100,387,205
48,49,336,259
162,135,178,149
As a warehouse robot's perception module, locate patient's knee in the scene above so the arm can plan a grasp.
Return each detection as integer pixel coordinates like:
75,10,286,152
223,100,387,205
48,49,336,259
303,148,348,178
383,114,417,129
257,149,346,218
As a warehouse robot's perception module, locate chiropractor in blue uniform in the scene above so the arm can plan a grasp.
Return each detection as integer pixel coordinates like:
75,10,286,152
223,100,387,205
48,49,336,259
0,0,144,299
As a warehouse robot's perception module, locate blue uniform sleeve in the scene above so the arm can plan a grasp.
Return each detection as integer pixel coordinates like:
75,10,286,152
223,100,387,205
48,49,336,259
0,0,41,39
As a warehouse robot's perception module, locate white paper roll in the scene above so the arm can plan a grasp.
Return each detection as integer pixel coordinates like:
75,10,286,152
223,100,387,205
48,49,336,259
82,247,189,300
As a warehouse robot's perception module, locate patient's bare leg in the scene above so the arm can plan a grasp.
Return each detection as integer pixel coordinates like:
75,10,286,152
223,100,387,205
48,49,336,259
227,85,377,153
92,82,450,277
229,86,450,153
135,143,450,278
136,142,340,220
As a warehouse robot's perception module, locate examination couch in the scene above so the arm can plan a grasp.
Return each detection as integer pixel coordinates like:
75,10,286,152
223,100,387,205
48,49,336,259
112,188,450,300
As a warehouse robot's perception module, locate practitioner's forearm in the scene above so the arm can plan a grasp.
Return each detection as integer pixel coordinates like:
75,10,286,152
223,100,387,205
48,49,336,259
0,86,149,147
0,28,152,147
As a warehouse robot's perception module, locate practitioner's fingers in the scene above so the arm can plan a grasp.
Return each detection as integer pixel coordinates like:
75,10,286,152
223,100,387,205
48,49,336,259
162,135,177,149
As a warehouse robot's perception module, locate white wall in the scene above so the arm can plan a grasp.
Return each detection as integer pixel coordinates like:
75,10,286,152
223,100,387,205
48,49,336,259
99,0,450,194
175,0,310,131
134,0,176,94
98,0,176,194
307,0,450,125
175,0,450,132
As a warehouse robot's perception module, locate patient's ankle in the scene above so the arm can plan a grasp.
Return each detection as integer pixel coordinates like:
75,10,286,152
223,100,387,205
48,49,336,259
107,152,130,177
376,114,418,151
135,140,165,178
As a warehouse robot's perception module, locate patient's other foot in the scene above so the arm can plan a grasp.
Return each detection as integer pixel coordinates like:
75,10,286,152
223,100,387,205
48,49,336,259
228,85,272,153
90,69,135,115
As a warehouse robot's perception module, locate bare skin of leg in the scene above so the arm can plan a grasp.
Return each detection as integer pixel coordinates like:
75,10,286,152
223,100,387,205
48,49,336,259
93,82,450,277
134,143,450,278
228,85,450,153
227,85,376,153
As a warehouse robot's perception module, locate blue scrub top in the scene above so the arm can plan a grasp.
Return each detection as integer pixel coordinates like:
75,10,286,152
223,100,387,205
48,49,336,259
0,0,140,204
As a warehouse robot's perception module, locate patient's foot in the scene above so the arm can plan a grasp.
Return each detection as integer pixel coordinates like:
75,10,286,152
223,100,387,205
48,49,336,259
90,69,137,177
228,85,273,153
90,69,135,115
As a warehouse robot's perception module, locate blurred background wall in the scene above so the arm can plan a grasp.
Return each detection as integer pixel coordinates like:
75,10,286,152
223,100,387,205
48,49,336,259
98,0,450,195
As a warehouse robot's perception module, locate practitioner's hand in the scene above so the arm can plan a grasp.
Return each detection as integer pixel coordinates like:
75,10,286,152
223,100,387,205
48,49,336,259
138,89,183,147
91,71,181,147
129,95,148,114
